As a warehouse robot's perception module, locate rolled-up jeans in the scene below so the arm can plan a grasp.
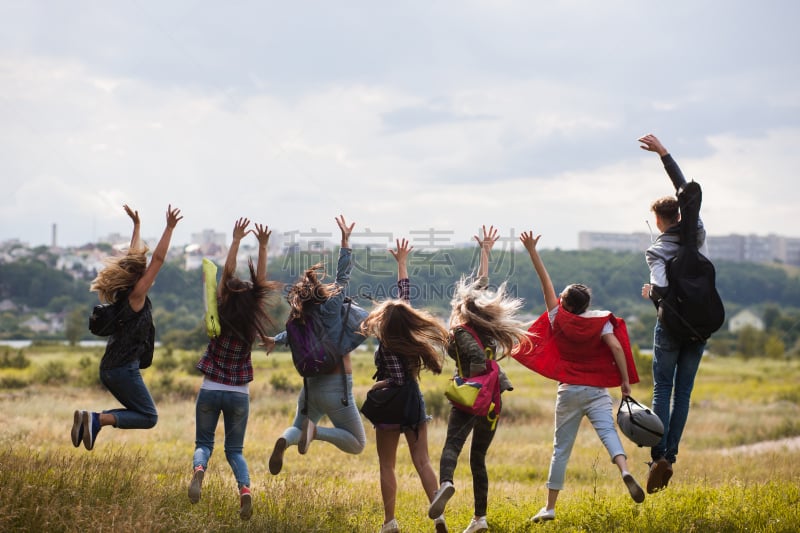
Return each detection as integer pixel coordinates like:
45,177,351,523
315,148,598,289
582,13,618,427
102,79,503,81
546,383,625,491
99,361,158,429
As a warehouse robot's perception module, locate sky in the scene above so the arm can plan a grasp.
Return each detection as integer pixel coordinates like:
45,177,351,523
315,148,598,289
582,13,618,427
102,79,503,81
1,1,799,252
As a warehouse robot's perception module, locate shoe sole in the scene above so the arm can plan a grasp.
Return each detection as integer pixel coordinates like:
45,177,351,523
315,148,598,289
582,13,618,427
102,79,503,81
428,484,455,519
434,519,448,533
188,469,204,504
298,418,313,455
240,493,252,520
646,459,671,494
71,410,83,447
623,473,645,503
662,465,673,488
82,411,94,451
269,438,286,475
531,509,555,523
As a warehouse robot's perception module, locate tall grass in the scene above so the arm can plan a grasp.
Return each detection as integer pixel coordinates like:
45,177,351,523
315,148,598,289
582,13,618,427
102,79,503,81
0,348,798,532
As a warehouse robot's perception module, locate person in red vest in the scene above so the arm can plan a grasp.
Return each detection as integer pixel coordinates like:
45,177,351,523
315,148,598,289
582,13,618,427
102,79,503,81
515,231,645,524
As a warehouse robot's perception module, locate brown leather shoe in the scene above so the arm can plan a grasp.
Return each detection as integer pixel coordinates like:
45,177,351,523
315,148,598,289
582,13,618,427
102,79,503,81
646,458,671,494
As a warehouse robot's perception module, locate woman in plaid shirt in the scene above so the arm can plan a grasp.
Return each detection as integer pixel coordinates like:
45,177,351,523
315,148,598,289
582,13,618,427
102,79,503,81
188,218,279,521
360,238,449,533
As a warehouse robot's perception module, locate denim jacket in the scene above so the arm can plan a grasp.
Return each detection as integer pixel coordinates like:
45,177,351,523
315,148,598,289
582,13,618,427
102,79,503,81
275,247,365,354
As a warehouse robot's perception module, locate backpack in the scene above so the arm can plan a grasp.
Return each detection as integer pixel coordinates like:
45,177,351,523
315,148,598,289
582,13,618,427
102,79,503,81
88,300,125,337
286,313,338,377
657,181,725,342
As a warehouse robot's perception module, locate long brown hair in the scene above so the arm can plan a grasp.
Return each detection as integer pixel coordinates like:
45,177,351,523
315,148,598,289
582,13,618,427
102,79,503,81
361,299,446,378
218,259,281,343
285,262,341,322
89,247,149,303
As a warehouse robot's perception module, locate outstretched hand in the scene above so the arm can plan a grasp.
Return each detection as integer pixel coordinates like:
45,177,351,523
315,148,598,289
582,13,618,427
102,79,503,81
519,231,541,254
253,223,271,247
123,204,140,225
474,225,499,251
638,134,668,157
259,335,276,355
166,204,183,229
389,238,413,264
336,214,354,246
232,217,250,240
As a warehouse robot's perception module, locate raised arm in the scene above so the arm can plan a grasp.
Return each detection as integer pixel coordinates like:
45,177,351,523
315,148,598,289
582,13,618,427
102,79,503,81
129,204,182,311
219,217,250,296
124,204,143,251
473,225,499,279
638,133,687,192
390,237,412,302
520,231,558,312
253,223,271,281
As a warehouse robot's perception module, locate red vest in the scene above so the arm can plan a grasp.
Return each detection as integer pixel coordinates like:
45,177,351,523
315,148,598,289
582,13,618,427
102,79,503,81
512,306,639,387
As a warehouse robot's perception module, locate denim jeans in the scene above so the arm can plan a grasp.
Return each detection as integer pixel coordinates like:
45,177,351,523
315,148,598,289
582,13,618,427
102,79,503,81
193,388,250,489
651,319,705,463
99,361,158,429
546,384,626,491
281,373,366,454
439,405,498,517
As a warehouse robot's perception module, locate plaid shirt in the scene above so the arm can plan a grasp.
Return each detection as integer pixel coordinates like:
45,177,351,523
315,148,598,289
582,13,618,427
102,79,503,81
196,334,253,386
374,278,411,385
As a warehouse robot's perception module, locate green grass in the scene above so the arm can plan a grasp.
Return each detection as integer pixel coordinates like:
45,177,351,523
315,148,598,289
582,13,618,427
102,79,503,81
1,348,799,532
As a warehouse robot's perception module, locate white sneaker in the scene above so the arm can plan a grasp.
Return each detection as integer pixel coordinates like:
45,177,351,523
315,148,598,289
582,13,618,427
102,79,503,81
531,507,555,523
380,518,399,533
462,516,488,533
428,481,455,519
434,514,448,533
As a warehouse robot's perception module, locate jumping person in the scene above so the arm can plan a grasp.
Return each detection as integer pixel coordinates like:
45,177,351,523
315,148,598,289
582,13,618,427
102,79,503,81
188,218,279,520
360,238,449,533
266,215,367,473
639,133,709,493
517,231,644,524
72,204,182,450
428,226,529,533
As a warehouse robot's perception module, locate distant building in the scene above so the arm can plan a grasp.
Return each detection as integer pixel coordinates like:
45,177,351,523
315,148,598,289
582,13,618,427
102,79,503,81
578,231,800,266
728,309,765,333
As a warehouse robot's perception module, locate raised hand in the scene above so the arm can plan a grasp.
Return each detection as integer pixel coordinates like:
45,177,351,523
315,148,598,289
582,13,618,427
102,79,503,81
389,238,413,264
253,223,271,247
232,217,250,241
124,204,140,225
519,231,542,255
166,204,183,229
474,224,499,252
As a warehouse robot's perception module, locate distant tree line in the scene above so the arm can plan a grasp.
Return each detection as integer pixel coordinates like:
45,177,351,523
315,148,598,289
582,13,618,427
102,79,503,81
2,248,800,356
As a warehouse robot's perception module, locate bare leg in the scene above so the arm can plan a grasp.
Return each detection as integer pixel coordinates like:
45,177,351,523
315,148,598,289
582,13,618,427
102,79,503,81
376,428,401,524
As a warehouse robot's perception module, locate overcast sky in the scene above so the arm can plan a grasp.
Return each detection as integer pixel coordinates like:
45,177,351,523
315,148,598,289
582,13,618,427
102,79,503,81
1,1,798,252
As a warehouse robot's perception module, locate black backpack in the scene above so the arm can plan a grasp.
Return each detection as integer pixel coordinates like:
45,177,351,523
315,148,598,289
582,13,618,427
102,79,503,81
657,181,725,342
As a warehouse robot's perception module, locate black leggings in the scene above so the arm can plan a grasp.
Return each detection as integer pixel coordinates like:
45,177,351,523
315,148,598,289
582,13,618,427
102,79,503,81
438,406,498,517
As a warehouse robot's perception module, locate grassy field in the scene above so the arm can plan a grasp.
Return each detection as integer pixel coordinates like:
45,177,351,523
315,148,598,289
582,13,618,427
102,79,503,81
1,346,799,532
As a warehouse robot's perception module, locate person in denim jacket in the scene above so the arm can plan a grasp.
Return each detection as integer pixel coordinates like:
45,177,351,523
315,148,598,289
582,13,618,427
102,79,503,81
266,215,368,475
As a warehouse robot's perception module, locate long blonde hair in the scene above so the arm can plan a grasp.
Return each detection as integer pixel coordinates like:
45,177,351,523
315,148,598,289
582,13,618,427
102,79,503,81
449,277,529,358
361,299,446,377
89,247,149,303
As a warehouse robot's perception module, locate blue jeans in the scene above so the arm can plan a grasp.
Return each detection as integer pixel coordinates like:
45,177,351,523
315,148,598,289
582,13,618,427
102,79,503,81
546,384,625,491
651,320,705,464
193,389,250,488
281,373,366,454
99,361,158,429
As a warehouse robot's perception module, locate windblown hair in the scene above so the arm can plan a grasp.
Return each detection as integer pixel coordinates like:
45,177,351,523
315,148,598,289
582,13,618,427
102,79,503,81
360,299,447,378
286,262,341,322
218,259,281,343
651,196,680,226
89,246,149,304
448,277,530,358
561,283,592,315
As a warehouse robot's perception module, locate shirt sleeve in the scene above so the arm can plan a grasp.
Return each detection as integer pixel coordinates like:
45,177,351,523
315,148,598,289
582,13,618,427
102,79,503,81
274,331,288,346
